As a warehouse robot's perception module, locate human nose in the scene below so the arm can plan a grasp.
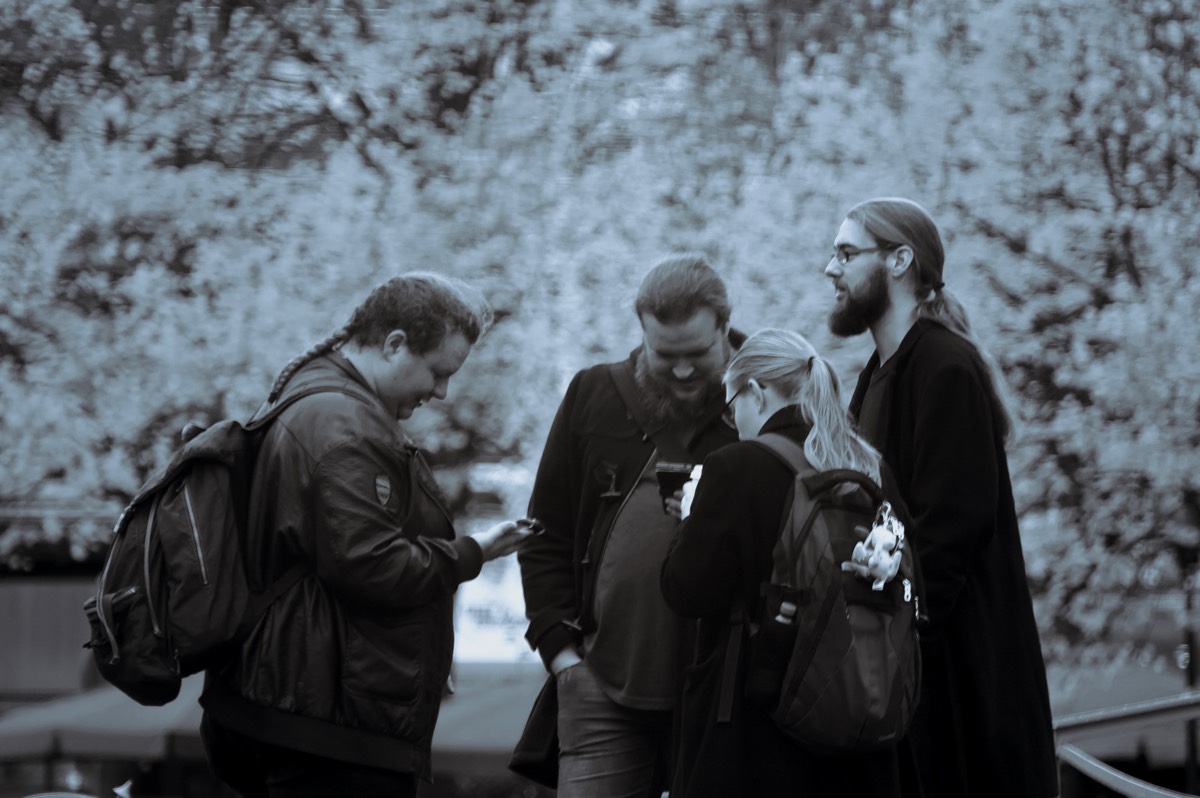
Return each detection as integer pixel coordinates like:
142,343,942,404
431,379,449,400
824,257,842,278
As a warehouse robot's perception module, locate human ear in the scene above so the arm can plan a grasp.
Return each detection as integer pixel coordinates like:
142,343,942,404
890,246,915,279
382,329,409,357
748,378,768,412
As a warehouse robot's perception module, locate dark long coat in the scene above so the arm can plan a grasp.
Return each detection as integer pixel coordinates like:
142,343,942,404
850,319,1059,798
661,408,916,798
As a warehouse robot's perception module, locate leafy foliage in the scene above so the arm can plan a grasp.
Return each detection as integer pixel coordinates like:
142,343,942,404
0,0,1196,662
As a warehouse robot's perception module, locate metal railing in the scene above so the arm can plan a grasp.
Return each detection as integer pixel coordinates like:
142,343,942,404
1055,691,1200,797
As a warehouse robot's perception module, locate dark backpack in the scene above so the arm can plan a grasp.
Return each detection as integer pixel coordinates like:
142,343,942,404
716,432,923,754
83,380,370,706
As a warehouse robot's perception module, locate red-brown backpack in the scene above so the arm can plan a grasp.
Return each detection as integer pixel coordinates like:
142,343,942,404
717,432,925,753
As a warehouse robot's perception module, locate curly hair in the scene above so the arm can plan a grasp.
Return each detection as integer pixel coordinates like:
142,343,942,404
267,272,492,402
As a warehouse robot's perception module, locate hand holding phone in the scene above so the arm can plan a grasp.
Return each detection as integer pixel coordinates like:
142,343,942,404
516,517,545,535
655,462,694,516
655,462,693,501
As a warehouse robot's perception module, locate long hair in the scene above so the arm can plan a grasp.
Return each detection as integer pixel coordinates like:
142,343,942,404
847,197,1016,440
725,329,881,485
267,272,492,402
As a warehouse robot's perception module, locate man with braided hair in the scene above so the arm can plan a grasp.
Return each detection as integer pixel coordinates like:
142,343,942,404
200,273,531,798
824,198,1058,798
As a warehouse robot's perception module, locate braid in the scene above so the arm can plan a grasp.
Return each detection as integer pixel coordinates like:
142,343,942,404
268,328,351,402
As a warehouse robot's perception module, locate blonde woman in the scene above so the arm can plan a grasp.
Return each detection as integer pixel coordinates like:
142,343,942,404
660,329,918,798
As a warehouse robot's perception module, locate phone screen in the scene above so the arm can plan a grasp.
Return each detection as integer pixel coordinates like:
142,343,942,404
654,462,693,500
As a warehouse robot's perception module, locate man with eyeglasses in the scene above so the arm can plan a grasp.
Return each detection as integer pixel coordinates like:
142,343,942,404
824,198,1059,798
513,255,744,797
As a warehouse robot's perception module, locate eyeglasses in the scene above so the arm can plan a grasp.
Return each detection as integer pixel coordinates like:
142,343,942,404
723,385,745,422
830,245,894,265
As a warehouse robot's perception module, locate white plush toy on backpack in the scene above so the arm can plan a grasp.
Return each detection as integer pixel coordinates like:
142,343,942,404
842,501,905,590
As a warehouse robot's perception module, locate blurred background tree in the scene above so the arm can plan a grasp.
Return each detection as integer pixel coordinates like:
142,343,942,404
0,0,1196,663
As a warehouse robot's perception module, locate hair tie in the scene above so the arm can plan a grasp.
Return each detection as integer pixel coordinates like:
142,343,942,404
933,281,945,291
807,355,816,370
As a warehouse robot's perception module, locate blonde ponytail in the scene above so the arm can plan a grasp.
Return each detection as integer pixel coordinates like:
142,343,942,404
725,329,882,485
798,356,881,486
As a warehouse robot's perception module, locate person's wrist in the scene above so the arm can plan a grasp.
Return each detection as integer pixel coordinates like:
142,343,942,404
549,647,582,675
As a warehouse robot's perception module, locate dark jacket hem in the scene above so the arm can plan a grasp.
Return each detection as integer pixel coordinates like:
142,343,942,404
200,677,420,775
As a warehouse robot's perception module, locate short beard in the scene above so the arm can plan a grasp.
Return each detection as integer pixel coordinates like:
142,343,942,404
829,263,890,338
634,352,723,425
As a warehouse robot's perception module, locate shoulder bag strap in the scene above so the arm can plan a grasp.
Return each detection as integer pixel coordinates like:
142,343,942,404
607,360,691,461
246,379,376,431
747,432,808,474
239,379,375,626
716,596,746,725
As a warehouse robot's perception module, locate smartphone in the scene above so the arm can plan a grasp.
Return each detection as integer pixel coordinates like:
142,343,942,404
517,517,546,535
654,462,694,501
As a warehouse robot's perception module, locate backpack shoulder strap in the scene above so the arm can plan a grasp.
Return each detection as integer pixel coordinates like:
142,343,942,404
717,597,746,725
747,432,809,474
238,380,375,625
244,560,309,630
714,433,807,726
751,434,884,505
246,378,376,431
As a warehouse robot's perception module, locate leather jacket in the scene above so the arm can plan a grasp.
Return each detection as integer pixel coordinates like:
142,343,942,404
201,354,483,778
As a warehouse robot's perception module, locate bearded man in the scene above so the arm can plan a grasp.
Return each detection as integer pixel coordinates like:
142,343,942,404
825,197,1058,798
515,255,743,797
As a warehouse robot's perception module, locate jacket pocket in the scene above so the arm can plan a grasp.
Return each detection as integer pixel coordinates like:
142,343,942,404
342,613,424,704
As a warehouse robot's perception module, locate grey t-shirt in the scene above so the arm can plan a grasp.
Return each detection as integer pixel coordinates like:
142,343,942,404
583,454,683,710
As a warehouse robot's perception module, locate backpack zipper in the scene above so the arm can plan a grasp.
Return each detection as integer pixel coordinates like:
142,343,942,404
143,498,164,637
95,513,127,659
182,483,210,586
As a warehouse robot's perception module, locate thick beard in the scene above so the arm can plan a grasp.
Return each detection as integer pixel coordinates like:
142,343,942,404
829,263,890,338
634,352,723,424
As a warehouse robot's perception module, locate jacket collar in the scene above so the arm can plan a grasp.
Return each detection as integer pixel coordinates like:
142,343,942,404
281,352,396,425
871,318,939,372
757,405,812,441
283,351,375,395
